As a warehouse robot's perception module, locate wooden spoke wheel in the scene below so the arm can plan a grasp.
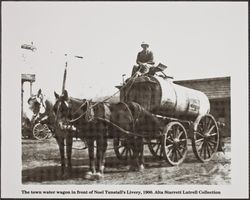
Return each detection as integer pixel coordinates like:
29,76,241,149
162,122,188,166
192,114,219,162
147,137,164,159
33,123,51,140
113,137,134,161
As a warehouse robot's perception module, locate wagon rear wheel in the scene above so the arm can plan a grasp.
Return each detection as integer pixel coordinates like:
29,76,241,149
113,137,134,161
162,122,188,166
147,137,164,158
192,114,219,162
33,123,51,140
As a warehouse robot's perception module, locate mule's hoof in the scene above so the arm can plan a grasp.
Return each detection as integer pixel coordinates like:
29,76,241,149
56,169,65,178
62,172,71,179
129,165,137,172
84,171,94,179
138,164,145,172
129,164,145,172
100,165,105,173
95,172,104,180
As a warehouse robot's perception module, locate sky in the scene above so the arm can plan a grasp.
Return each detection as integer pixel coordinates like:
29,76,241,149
2,2,248,117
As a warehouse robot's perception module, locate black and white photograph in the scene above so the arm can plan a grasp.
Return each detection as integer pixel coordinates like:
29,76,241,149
1,1,248,199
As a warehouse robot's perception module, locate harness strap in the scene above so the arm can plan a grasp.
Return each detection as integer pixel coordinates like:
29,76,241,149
71,100,87,116
133,103,142,125
116,102,143,135
119,102,134,130
69,101,99,123
85,100,94,122
95,117,144,138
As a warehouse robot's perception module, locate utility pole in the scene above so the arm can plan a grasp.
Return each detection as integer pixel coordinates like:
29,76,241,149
61,53,83,94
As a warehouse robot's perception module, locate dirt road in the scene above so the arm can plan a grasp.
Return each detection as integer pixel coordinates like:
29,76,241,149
22,137,231,184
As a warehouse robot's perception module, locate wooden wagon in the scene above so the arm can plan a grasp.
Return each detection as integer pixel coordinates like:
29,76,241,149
113,69,222,165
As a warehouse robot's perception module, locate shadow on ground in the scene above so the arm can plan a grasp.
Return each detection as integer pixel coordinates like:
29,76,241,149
22,155,175,183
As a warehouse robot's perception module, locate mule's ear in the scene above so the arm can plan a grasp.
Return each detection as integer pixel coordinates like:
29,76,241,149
37,89,42,96
54,91,59,99
62,90,68,100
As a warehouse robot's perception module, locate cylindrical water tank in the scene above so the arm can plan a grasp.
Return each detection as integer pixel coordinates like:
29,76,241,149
151,76,210,120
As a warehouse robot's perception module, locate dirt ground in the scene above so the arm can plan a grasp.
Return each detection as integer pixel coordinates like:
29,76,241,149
22,137,231,185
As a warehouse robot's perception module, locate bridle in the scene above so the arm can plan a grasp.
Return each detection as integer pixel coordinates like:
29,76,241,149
54,98,95,131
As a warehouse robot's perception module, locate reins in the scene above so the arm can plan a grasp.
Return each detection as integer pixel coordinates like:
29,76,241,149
95,117,145,138
55,68,145,140
66,72,140,124
68,101,98,123
94,102,144,138
71,100,87,116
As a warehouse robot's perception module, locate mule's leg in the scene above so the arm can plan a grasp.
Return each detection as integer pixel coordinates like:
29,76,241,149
55,136,65,176
133,137,141,170
66,134,73,174
87,138,96,174
130,137,144,171
96,135,108,175
138,137,145,171
101,136,108,173
128,137,140,171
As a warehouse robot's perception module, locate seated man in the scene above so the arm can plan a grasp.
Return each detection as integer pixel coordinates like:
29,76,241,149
27,90,55,133
132,42,155,76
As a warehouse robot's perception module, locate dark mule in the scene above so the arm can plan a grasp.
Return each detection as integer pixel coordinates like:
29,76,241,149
53,90,110,178
110,101,163,170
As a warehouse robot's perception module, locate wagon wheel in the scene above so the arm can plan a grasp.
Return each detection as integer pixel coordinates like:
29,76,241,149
113,137,134,161
162,122,188,166
33,123,51,140
147,137,164,158
192,114,219,162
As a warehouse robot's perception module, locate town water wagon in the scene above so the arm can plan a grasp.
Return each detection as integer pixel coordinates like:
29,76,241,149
114,69,221,165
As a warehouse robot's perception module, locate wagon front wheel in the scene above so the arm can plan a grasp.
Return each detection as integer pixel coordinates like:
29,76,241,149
162,122,188,166
192,114,219,162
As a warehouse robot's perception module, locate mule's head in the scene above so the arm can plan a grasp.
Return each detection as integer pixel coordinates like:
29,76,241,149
53,90,71,120
53,90,90,132
28,89,44,115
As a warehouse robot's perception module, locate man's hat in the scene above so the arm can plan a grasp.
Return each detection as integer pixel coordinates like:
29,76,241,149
141,42,149,48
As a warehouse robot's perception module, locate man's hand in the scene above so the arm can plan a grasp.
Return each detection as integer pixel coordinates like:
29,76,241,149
135,71,142,76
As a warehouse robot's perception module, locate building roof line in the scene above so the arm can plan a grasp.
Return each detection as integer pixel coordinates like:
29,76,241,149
174,76,230,83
